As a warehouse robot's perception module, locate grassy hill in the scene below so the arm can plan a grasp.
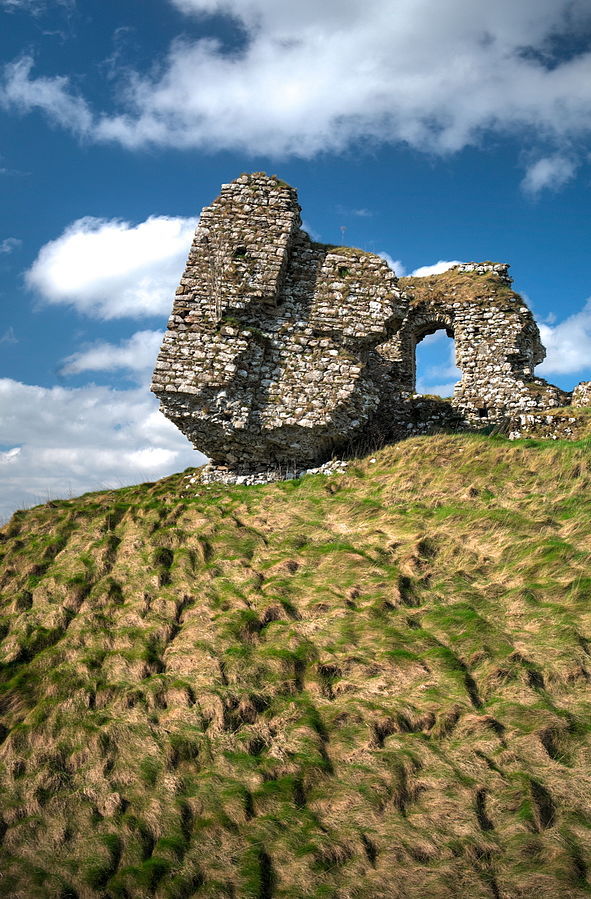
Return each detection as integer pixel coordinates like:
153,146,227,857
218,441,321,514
2,434,591,898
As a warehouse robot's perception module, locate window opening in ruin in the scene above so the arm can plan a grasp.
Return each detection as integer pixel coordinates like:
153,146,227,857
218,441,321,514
414,326,461,397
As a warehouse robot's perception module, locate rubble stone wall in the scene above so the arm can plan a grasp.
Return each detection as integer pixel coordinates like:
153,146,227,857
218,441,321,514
572,382,591,407
508,413,584,441
152,173,577,471
387,264,567,424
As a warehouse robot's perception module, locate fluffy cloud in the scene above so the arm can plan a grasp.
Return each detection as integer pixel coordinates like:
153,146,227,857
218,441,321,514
2,1,591,165
1,56,92,134
26,214,197,319
61,330,164,377
377,252,406,277
410,260,463,277
522,156,577,194
0,378,204,522
537,299,591,375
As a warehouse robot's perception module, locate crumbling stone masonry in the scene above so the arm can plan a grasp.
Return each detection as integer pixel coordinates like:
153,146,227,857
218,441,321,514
152,173,575,471
572,382,591,407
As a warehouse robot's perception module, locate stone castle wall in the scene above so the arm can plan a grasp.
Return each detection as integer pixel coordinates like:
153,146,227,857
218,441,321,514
385,264,565,423
152,173,575,471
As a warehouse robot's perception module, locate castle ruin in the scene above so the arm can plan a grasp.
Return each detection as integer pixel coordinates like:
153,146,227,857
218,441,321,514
152,173,575,473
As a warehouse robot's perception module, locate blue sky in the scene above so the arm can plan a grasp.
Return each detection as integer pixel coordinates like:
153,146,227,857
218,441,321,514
1,0,590,519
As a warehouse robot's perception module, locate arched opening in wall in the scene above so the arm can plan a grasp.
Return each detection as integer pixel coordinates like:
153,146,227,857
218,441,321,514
414,325,461,397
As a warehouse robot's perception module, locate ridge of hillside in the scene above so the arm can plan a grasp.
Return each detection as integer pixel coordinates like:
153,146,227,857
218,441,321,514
1,434,591,898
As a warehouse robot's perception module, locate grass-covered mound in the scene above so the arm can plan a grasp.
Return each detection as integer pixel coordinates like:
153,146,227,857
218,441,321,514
1,434,591,898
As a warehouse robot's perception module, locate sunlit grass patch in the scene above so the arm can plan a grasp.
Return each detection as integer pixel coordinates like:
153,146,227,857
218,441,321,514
3,434,591,895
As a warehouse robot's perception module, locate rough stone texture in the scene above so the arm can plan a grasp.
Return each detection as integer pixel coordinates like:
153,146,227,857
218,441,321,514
390,265,568,424
572,381,591,407
508,413,581,441
152,173,571,471
189,458,349,488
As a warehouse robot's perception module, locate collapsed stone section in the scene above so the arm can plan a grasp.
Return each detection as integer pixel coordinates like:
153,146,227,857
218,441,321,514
152,173,572,471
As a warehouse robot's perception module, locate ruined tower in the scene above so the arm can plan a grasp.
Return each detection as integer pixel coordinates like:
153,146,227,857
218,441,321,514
152,173,569,472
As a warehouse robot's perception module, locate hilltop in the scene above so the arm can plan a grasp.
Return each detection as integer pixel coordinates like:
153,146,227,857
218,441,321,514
1,434,591,897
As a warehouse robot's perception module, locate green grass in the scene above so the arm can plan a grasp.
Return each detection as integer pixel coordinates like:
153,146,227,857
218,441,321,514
1,433,591,896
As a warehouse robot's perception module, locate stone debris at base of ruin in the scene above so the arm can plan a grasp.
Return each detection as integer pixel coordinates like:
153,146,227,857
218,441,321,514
185,459,350,489
152,172,581,476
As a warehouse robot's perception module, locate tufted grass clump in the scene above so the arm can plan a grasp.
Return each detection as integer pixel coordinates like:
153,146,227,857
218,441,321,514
1,434,591,896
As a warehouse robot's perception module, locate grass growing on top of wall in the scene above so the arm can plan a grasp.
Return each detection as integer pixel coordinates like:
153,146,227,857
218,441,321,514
1,433,591,897
400,267,517,309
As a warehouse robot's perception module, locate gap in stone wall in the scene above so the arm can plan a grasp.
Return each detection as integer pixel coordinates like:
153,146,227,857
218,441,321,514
415,329,461,397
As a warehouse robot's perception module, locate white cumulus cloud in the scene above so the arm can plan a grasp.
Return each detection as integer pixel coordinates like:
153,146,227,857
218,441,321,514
61,330,164,376
1,0,591,170
410,260,463,277
377,252,405,276
537,299,591,375
0,378,204,522
522,155,577,194
26,214,197,319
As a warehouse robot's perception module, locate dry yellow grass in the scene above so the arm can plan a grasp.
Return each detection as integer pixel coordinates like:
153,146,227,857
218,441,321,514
1,433,591,897
399,267,516,309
